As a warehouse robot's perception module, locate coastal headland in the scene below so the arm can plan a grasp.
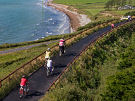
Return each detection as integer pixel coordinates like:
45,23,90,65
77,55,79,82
47,1,91,32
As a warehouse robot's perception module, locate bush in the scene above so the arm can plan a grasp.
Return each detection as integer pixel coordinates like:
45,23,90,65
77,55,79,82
42,84,91,101
101,69,135,101
124,11,135,16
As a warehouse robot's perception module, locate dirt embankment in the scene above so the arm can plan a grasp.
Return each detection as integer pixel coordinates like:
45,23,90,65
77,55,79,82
47,2,91,32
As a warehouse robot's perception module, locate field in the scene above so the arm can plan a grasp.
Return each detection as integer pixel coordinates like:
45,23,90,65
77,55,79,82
53,0,135,20
110,10,135,16
0,43,53,79
53,0,107,19
53,0,108,5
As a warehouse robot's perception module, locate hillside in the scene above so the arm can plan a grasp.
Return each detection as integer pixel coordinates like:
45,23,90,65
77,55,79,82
41,19,135,101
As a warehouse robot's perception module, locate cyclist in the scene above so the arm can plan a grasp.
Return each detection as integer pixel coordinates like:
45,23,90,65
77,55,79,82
20,75,28,95
59,38,65,56
111,23,114,29
46,58,54,76
45,48,51,60
128,15,131,21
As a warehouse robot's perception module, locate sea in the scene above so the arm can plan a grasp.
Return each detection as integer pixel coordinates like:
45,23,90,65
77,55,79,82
0,0,70,45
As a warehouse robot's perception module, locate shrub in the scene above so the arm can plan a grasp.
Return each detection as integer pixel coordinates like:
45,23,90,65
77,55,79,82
124,11,135,16
101,69,135,101
42,84,91,101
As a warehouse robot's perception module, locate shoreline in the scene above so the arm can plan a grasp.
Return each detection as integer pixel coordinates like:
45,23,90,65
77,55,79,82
47,2,91,32
0,1,91,45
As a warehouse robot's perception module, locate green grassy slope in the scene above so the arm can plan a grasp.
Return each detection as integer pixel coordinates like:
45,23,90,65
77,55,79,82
53,0,108,5
53,0,108,19
40,20,135,101
0,44,49,79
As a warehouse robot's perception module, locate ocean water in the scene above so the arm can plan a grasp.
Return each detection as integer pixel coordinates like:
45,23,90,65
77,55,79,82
0,0,70,45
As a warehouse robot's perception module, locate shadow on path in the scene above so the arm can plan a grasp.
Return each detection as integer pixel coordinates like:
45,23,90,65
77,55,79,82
26,90,44,98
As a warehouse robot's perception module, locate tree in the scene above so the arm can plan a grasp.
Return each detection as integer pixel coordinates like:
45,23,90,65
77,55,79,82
128,0,133,5
105,0,114,10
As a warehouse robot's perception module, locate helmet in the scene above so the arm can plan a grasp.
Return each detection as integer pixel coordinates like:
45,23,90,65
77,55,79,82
60,39,64,42
22,75,25,78
47,48,50,51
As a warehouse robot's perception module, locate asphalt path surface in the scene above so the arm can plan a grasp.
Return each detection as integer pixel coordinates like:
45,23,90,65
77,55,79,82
2,20,129,101
0,40,58,54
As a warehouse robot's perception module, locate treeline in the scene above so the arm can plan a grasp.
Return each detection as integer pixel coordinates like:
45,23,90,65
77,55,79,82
105,0,134,10
40,20,135,101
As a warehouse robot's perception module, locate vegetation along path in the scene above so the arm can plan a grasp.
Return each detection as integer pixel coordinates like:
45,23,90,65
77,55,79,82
2,20,129,101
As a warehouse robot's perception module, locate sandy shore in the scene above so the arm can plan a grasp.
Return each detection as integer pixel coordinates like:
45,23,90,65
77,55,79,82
47,2,91,32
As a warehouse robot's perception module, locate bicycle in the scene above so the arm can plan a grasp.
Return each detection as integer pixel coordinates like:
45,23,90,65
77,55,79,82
59,46,65,56
19,86,24,98
19,84,29,98
46,66,54,77
59,49,62,56
59,38,65,56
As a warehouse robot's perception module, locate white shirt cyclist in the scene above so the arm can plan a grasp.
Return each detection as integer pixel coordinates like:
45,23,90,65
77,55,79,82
47,59,52,67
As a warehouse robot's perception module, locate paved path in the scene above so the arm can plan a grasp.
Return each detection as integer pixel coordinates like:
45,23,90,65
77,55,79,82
0,40,58,54
2,20,129,101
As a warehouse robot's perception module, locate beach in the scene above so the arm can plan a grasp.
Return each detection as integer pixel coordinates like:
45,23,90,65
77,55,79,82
47,2,91,32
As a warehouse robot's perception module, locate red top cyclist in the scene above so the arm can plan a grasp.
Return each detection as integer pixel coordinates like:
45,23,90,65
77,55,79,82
20,75,28,88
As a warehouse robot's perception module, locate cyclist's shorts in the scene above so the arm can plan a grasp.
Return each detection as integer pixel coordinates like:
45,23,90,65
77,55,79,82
59,46,64,53
20,85,27,91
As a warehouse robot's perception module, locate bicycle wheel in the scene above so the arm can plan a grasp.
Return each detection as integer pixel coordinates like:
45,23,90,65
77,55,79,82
46,67,50,76
26,85,29,94
19,87,24,98
59,50,62,56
